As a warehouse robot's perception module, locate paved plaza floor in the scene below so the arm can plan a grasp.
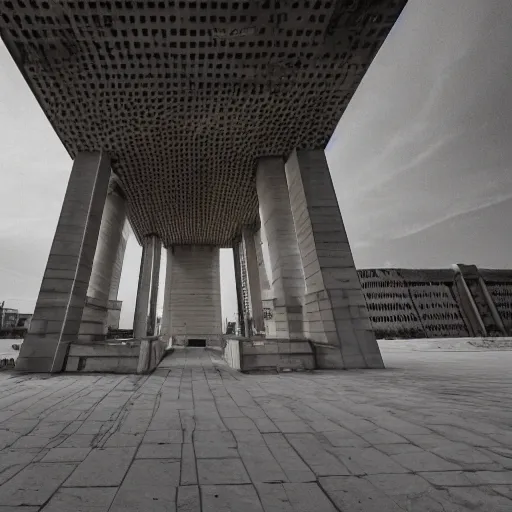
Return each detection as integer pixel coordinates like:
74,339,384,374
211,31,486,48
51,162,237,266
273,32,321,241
0,346,511,511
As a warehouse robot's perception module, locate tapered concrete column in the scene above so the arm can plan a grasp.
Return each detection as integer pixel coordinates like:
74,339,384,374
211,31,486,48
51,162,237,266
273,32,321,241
168,246,222,346
148,238,161,335
256,157,304,339
285,149,384,369
133,236,155,338
233,242,246,337
107,220,130,330
160,248,173,341
16,151,111,372
79,177,127,341
242,227,264,334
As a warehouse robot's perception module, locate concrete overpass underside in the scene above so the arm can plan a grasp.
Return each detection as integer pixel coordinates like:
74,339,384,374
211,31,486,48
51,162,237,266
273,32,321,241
0,0,407,372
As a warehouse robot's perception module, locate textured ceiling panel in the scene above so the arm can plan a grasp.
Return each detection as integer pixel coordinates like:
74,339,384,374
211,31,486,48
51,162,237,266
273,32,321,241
0,0,406,246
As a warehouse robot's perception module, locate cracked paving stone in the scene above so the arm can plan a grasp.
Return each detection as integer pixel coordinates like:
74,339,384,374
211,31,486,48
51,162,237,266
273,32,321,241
136,443,182,459
64,447,136,487
41,447,92,462
286,434,351,476
284,483,339,512
202,485,264,512
320,476,402,512
142,429,183,444
391,450,462,472
194,441,239,459
110,459,179,512
330,446,409,475
0,462,76,506
177,485,200,512
198,458,251,485
41,486,117,512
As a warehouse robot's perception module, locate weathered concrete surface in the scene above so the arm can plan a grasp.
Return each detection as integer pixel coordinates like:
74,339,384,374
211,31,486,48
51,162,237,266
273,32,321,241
286,149,382,370
16,152,111,373
167,246,222,346
79,177,128,341
257,157,305,339
0,2,406,247
133,236,155,338
1,347,511,511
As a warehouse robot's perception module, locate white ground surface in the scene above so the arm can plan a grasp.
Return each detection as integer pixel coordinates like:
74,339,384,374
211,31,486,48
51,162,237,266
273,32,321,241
0,338,20,360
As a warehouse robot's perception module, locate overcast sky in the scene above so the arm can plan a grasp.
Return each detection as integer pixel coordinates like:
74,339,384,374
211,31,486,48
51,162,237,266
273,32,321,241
1,0,511,327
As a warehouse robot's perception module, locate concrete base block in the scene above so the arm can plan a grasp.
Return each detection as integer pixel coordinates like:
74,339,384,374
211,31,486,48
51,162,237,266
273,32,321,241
62,338,167,374
237,339,315,372
15,356,55,373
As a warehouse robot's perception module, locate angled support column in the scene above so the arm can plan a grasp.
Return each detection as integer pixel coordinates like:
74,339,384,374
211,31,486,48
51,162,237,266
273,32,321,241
256,157,304,339
161,248,173,341
285,149,384,369
148,238,161,335
106,220,130,331
242,227,264,334
16,151,111,372
79,176,127,341
133,236,155,338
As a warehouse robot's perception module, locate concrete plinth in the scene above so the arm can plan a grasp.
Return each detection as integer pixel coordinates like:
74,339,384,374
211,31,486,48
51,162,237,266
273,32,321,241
133,236,155,338
167,246,222,346
256,157,305,339
79,177,128,341
285,149,384,369
16,151,111,372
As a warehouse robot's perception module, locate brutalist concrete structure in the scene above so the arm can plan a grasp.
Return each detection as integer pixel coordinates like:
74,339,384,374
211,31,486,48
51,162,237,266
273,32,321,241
1,0,407,372
358,266,512,339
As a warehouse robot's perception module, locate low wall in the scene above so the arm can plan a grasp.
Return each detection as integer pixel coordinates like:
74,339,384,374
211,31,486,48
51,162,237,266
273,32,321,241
65,337,168,374
223,338,315,372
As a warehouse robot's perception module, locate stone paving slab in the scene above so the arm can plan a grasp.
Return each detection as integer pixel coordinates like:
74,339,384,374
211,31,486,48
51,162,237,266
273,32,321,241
0,347,511,511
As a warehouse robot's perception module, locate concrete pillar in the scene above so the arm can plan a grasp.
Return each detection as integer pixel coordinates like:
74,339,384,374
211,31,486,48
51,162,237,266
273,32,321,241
242,227,264,334
233,242,246,337
285,149,384,369
79,177,127,341
106,220,130,330
148,238,161,336
161,248,173,341
133,236,155,338
169,246,222,346
256,157,304,339
16,151,111,372
451,264,505,336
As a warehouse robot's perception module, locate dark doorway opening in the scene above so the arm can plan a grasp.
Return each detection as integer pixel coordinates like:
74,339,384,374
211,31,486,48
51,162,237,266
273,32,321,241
188,339,206,347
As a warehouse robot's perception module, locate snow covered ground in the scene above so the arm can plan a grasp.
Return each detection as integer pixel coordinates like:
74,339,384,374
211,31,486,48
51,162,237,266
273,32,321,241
0,338,20,360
